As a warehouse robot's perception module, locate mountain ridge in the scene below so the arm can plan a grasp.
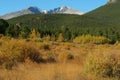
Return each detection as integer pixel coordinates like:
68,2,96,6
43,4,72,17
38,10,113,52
0,6,84,20
48,6,84,15
0,7,47,20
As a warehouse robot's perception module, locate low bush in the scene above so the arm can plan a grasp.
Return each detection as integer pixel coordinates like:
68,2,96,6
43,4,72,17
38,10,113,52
84,49,120,79
73,35,110,44
0,39,42,69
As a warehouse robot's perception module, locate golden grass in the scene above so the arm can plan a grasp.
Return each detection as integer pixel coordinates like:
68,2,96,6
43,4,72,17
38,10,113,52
0,63,83,80
0,63,118,80
0,37,119,80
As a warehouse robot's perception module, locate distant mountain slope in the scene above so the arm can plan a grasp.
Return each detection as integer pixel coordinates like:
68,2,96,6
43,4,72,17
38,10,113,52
48,6,84,15
0,6,84,20
0,7,47,20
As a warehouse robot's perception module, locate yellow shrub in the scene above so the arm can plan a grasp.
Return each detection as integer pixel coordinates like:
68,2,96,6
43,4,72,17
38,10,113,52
57,33,64,42
29,28,41,41
43,35,51,41
84,49,120,78
73,35,110,44
0,39,42,69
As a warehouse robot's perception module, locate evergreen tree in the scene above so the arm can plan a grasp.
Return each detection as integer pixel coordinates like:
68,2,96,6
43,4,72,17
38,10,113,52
0,19,9,34
62,27,71,41
19,26,30,38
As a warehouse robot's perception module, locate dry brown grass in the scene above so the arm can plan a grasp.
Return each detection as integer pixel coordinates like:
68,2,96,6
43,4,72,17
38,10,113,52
0,38,119,80
0,62,118,80
0,62,83,80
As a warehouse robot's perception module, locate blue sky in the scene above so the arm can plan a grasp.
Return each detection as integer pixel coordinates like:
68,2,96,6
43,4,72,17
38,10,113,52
0,0,107,15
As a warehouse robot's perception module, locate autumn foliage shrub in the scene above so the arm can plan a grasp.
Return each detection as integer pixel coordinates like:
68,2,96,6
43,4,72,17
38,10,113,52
84,49,120,79
0,39,42,69
73,35,110,44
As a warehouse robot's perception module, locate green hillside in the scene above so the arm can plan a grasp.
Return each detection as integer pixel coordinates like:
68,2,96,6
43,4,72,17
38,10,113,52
7,1,120,42
87,0,120,24
8,14,111,28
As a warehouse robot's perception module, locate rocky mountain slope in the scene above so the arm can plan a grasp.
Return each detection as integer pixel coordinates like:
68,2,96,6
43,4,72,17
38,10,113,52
0,6,84,20
48,6,84,15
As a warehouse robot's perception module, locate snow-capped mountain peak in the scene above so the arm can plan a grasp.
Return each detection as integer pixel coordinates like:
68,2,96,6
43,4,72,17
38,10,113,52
48,6,84,15
0,6,84,20
27,6,47,14
60,6,68,11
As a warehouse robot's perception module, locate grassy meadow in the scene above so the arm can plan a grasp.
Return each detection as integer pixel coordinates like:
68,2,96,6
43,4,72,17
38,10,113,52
1,1,120,80
0,36,119,80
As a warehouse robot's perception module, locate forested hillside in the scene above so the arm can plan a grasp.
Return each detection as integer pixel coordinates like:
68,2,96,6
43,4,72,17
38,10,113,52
7,13,120,43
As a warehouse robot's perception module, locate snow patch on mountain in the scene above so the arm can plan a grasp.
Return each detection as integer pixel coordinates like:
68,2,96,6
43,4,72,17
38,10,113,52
48,6,84,15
